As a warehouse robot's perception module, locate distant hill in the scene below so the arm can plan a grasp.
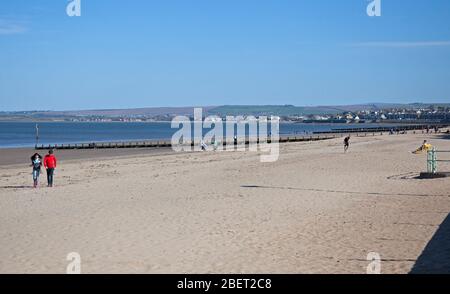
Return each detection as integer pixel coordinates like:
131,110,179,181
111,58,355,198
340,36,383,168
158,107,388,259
7,106,215,117
1,103,449,121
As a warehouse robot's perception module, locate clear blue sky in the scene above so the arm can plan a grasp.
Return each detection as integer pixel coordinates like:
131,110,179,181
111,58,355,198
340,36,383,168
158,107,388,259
1,0,450,111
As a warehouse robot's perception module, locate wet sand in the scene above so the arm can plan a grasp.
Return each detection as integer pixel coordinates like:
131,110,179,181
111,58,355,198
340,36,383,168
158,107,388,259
0,147,174,167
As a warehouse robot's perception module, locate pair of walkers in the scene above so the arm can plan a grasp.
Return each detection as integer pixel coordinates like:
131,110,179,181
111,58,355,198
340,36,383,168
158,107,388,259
30,150,57,188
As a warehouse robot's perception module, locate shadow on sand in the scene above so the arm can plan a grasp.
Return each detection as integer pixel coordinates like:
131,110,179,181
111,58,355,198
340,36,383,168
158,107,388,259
410,213,450,274
386,172,422,180
240,185,449,198
0,185,33,189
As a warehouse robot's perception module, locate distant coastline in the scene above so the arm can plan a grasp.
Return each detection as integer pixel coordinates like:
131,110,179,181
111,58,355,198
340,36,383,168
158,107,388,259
1,103,449,124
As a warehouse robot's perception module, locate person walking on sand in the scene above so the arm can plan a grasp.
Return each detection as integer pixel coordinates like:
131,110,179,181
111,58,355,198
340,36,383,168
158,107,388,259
30,153,42,188
344,136,351,153
213,139,219,151
200,139,208,151
43,149,57,187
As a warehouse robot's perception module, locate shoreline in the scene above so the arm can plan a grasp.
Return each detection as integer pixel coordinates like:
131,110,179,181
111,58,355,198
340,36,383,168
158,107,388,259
2,129,449,167
0,134,362,167
0,147,174,167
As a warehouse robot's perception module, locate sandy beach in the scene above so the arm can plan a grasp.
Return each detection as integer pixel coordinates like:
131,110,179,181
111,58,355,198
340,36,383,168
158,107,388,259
0,146,174,167
1,132,450,274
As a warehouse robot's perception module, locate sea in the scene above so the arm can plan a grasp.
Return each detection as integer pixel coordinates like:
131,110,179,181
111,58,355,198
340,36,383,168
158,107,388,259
0,121,407,148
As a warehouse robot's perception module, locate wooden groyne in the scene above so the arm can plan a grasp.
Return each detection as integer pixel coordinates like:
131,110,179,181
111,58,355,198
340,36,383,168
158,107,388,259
35,140,171,150
34,134,347,150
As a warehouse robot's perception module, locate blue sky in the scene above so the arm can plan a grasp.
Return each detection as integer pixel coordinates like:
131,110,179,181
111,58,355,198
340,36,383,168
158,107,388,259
1,0,450,111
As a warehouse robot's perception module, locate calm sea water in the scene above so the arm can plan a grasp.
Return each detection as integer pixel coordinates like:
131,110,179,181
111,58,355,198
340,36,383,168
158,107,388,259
0,121,402,148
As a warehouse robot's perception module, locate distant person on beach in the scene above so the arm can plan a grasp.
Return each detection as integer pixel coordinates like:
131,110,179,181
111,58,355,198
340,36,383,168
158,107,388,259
43,150,57,187
412,140,433,154
344,136,350,153
212,139,219,151
200,140,208,151
30,153,42,188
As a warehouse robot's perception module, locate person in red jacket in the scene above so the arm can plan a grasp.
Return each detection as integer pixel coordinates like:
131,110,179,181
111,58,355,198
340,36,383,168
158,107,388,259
43,149,57,187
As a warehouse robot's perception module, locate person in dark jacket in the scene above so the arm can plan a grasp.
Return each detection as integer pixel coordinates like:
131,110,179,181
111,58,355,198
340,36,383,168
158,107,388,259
344,136,351,153
30,153,42,188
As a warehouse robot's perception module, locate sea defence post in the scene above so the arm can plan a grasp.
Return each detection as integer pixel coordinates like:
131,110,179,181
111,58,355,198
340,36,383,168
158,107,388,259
420,148,450,178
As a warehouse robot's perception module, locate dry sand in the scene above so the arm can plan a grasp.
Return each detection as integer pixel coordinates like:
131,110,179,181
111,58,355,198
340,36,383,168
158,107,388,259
1,132,450,274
